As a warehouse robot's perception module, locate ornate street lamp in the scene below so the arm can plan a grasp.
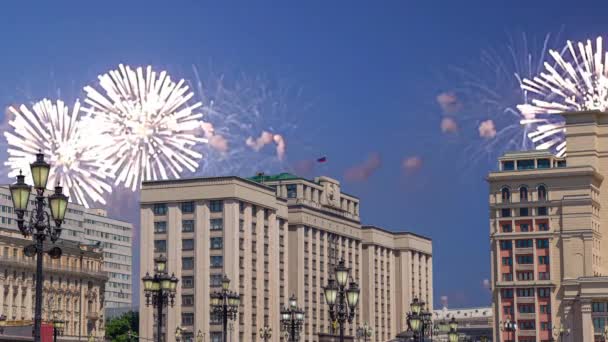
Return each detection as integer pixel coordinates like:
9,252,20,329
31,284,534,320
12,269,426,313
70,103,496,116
52,317,65,342
9,152,68,342
281,294,305,342
197,329,205,342
175,326,183,342
142,254,179,342
323,258,360,342
499,318,517,342
447,317,459,342
210,275,240,342
552,323,570,342
259,325,272,341
405,298,432,342
356,323,372,342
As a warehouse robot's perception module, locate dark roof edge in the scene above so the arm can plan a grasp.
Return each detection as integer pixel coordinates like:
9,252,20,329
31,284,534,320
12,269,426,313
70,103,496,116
361,225,432,241
141,176,276,192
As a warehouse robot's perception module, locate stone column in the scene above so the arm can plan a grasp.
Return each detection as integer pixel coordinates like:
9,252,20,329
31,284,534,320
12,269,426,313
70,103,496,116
581,300,593,342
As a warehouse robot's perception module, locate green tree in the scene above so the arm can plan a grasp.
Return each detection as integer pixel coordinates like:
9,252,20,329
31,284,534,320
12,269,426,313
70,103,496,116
105,311,139,342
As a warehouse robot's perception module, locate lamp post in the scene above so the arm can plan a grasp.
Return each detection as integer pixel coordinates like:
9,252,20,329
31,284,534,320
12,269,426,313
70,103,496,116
323,258,360,342
259,325,272,341
280,294,305,342
356,323,372,342
447,317,458,342
210,275,240,342
603,326,608,342
142,254,179,342
552,323,570,342
197,330,205,342
499,319,517,342
405,298,432,342
9,152,69,342
52,317,65,342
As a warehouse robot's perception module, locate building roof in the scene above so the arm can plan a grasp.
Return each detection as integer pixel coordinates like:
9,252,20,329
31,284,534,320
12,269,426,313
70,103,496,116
361,225,432,241
248,172,302,182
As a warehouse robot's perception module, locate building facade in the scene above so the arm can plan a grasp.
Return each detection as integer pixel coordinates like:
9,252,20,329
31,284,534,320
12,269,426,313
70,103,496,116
432,306,493,342
0,229,106,340
140,174,432,342
487,109,608,342
0,186,134,315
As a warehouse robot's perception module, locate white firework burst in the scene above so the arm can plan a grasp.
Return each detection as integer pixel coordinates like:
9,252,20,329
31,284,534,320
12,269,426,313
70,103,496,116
4,99,114,207
518,36,608,157
83,64,207,191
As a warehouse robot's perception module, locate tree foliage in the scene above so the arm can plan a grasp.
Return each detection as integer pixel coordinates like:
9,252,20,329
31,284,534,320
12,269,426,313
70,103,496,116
105,311,139,342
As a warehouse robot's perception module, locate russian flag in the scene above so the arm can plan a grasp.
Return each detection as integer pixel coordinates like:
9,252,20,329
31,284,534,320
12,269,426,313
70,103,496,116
317,156,327,163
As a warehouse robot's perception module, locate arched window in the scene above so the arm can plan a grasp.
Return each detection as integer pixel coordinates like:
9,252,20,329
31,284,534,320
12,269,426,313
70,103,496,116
520,186,528,202
538,185,547,201
501,187,510,203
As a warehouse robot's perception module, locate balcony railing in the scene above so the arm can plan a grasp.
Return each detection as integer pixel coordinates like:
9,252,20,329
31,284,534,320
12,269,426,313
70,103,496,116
0,254,107,279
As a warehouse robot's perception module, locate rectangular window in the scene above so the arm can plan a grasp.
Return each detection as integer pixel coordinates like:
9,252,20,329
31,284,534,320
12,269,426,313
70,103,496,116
518,304,535,313
537,159,550,169
210,219,223,231
501,289,513,298
537,207,548,216
500,241,512,250
538,272,549,280
153,203,167,216
540,304,551,314
516,272,534,281
182,257,194,270
182,220,195,233
154,221,167,234
239,201,245,213
557,160,567,167
538,223,549,231
211,256,223,268
516,255,534,264
537,239,549,248
516,288,534,297
209,200,223,212
154,240,166,253
182,276,194,288
502,224,512,233
286,184,297,198
538,256,550,264
517,159,535,170
239,219,244,232
502,160,515,171
593,302,607,312
210,237,223,249
515,239,533,248
503,306,514,315
501,257,513,266
181,312,194,326
181,202,195,213
182,295,194,306
182,239,194,251
502,273,513,281
210,274,223,287
593,317,606,333
519,321,535,330
519,207,529,216
520,224,530,232
538,288,550,298
501,208,511,217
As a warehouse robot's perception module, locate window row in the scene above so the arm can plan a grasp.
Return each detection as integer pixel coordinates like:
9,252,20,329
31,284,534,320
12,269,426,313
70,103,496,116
501,222,549,233
501,288,551,298
153,200,223,215
499,239,550,250
500,207,548,217
154,219,223,233
501,185,547,203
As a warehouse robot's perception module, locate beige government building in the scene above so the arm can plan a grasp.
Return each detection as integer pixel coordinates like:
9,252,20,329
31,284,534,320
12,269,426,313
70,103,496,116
139,174,432,342
488,110,608,342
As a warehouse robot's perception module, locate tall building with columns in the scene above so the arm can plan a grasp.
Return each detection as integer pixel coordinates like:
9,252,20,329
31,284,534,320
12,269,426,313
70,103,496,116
488,109,608,342
0,229,106,339
140,173,432,342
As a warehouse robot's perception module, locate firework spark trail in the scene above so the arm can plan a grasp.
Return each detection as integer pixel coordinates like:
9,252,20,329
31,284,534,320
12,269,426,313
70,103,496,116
83,64,207,191
518,37,608,157
441,32,561,165
191,65,307,177
4,99,114,207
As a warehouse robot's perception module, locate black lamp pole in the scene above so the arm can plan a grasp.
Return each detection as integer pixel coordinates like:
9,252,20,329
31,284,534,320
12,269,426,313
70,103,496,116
210,275,240,342
323,258,360,342
280,295,305,342
142,255,179,342
9,152,69,342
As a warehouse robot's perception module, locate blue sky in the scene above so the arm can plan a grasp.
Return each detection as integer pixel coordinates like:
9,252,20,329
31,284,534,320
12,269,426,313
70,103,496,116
1,1,606,309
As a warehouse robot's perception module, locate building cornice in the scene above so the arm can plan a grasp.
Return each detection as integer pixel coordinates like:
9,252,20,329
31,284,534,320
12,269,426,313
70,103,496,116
487,166,603,183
